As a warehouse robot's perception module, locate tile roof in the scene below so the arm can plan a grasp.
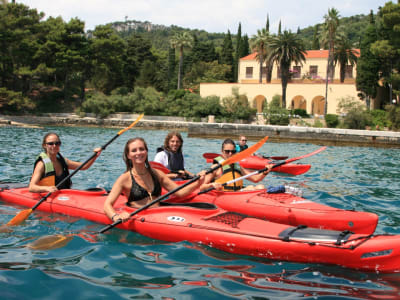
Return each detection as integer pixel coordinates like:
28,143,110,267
241,49,360,60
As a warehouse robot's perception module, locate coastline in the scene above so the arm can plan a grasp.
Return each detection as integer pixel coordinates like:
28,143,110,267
1,113,399,148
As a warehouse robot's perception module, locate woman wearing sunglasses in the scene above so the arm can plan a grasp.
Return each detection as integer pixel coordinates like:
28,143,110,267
29,132,101,193
200,138,273,192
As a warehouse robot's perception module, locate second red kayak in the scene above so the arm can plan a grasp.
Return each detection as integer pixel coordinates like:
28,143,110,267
203,153,311,175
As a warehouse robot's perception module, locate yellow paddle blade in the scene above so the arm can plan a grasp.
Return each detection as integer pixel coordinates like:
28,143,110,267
7,209,33,226
28,234,73,250
117,113,144,135
220,136,269,167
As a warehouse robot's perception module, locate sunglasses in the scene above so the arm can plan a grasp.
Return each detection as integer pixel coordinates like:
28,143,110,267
241,139,247,142
46,141,62,146
223,149,236,154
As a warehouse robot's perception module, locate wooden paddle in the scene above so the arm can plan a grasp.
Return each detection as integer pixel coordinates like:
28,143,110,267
98,135,269,234
198,146,327,194
6,114,144,226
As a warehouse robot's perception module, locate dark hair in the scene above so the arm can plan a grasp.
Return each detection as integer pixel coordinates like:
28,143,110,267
42,132,60,152
123,138,156,177
221,138,235,150
163,131,183,152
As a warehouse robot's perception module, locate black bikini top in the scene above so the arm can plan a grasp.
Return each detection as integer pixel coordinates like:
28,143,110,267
127,169,161,204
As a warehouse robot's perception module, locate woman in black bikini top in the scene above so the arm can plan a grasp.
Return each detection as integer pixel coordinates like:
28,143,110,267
104,137,206,224
128,169,161,205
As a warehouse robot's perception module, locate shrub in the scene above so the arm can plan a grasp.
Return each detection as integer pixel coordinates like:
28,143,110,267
325,114,339,128
0,88,36,113
293,108,309,118
370,109,389,129
263,94,290,125
385,104,400,130
343,110,373,129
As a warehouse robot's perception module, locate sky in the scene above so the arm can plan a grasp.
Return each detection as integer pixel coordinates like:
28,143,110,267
19,0,389,36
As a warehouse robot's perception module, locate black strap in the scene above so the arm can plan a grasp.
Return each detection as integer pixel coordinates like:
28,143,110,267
160,202,217,210
335,230,353,245
282,225,307,242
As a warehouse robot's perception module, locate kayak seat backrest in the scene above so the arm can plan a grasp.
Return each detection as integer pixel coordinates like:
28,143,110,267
279,226,353,244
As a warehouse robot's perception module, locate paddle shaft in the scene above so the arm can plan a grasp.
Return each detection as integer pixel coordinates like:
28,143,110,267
199,146,327,194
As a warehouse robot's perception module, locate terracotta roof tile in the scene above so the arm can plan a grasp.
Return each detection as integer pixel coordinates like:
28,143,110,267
240,49,360,60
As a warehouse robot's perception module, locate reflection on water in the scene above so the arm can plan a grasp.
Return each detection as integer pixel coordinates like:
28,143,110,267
1,126,400,298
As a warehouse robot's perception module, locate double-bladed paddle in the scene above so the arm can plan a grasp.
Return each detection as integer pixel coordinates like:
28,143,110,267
98,136,269,234
198,146,327,194
6,114,144,226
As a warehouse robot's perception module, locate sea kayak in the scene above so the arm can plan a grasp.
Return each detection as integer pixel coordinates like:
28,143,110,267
203,153,311,175
167,189,378,235
0,185,399,273
239,155,311,175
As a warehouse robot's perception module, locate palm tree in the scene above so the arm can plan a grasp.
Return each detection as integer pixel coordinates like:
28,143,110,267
250,28,269,83
170,32,194,89
321,8,340,115
334,35,358,83
267,30,306,108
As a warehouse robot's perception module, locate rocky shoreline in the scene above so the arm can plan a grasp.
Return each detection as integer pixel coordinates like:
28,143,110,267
1,113,399,148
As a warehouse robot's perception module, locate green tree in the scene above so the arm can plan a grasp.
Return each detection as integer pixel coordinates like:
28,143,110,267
170,31,194,89
250,28,269,83
233,23,242,82
89,25,126,94
167,46,176,91
123,34,155,91
220,30,234,82
267,30,306,108
241,34,250,57
356,14,379,109
0,3,44,93
321,7,340,115
311,25,320,50
333,35,358,83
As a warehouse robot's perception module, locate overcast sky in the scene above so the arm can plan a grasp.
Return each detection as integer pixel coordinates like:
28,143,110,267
19,0,388,36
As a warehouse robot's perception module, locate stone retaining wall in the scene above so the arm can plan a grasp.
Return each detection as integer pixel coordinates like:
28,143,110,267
1,113,399,148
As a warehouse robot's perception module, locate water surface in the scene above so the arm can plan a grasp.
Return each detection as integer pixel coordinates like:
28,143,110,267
1,126,400,299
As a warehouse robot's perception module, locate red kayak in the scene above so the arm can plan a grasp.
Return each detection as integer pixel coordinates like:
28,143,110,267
203,153,311,175
0,185,399,273
167,189,378,235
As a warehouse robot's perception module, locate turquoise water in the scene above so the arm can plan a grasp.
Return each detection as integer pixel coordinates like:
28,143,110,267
1,125,400,299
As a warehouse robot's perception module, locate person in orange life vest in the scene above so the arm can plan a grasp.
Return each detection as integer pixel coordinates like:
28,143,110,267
199,138,273,192
104,137,206,223
29,132,101,193
154,131,194,180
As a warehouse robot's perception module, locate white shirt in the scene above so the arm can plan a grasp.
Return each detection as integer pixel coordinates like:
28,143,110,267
154,151,169,167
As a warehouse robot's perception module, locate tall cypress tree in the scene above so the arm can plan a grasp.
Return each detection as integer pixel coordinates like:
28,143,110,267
241,35,250,57
233,23,242,82
356,13,379,109
220,30,234,82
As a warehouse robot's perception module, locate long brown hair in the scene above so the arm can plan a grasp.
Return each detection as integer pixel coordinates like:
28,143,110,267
123,137,156,176
163,131,183,152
